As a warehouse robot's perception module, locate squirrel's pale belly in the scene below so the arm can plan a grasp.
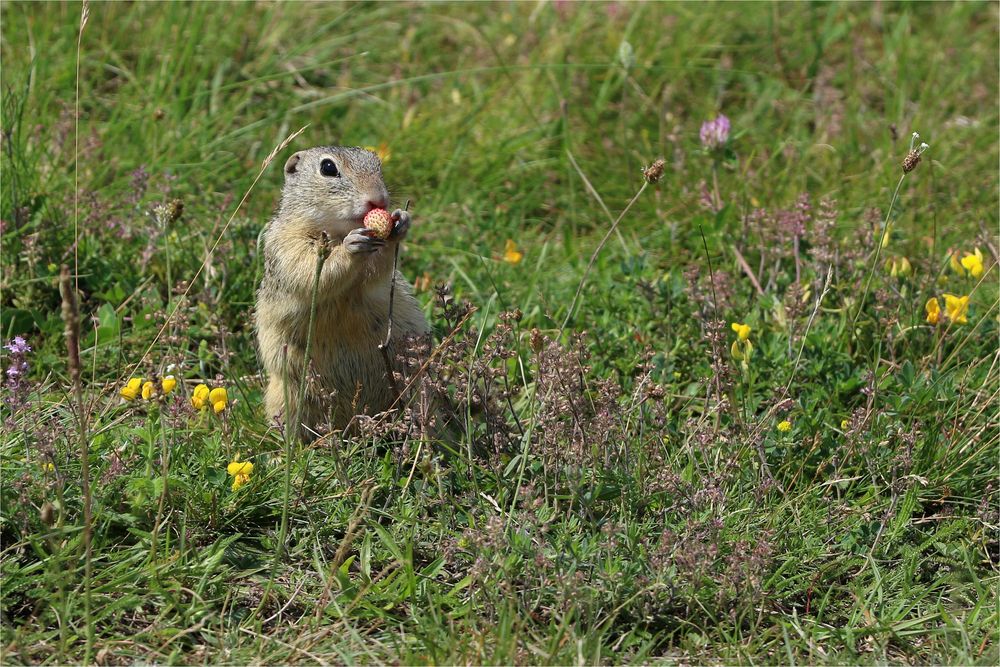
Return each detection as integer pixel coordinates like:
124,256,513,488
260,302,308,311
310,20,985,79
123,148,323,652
257,272,427,429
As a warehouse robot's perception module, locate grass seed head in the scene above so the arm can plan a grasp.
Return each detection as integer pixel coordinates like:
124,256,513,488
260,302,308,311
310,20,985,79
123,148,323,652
643,158,666,183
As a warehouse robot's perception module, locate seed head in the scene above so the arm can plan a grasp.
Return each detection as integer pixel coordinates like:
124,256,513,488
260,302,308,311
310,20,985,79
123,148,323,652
902,133,930,173
643,158,666,184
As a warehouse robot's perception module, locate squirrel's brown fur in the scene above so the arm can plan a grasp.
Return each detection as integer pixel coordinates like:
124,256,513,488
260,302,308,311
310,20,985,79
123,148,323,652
255,146,428,434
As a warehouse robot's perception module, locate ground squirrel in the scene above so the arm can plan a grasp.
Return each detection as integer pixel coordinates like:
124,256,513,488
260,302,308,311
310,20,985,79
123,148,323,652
255,146,428,435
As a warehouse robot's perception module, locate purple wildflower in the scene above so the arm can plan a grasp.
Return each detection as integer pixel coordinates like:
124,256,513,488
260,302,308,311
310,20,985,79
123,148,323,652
4,336,32,414
5,336,31,355
700,113,731,150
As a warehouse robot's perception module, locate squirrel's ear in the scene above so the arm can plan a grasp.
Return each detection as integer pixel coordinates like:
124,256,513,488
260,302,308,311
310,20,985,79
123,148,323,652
284,152,302,177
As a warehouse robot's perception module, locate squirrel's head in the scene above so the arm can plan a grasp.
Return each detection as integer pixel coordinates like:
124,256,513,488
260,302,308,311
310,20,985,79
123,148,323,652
279,146,390,236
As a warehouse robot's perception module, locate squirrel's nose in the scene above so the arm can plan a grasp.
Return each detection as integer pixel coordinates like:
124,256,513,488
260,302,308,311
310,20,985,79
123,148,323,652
367,198,388,211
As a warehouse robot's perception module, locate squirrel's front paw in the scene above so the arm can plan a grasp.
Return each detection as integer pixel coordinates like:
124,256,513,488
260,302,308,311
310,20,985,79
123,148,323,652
344,227,385,255
390,209,411,239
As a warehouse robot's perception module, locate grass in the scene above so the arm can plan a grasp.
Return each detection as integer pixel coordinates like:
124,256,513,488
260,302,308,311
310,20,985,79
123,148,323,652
2,1,998,664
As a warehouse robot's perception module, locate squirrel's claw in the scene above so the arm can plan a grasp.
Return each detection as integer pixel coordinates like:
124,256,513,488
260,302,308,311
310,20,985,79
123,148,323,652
344,227,384,255
390,209,411,239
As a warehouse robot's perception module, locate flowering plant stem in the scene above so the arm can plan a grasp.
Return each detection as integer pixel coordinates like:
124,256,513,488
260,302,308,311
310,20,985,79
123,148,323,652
59,264,92,661
561,181,648,334
149,407,169,572
852,173,906,336
261,233,330,615
293,233,331,440
378,200,409,401
711,161,722,212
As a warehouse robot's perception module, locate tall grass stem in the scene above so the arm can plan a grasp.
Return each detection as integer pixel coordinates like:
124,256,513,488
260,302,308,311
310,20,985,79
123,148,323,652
561,180,648,333
852,173,907,334
59,264,92,661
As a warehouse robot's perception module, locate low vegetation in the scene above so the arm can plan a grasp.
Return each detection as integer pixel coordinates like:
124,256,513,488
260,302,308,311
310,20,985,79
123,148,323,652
2,2,997,664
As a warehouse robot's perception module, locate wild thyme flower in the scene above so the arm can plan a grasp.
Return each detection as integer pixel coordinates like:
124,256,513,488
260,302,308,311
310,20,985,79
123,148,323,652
4,336,32,413
5,336,30,356
700,113,730,150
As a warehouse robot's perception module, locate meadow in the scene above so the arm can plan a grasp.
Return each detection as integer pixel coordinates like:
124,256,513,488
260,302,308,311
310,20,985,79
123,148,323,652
1,1,998,664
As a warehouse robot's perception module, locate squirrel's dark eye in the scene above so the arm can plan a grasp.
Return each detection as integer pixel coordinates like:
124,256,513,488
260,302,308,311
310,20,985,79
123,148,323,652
320,158,340,177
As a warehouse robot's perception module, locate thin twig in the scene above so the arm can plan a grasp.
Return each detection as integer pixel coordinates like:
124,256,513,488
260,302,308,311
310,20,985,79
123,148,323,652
60,264,92,660
852,173,906,335
731,244,765,296
72,6,91,656
561,179,649,333
382,243,401,350
378,200,409,401
74,1,89,295
565,149,628,253
699,225,719,317
783,266,833,395
292,231,331,437
259,231,330,616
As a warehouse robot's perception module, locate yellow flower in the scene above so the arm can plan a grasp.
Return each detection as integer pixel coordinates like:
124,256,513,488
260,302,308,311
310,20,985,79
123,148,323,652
884,256,911,277
120,378,143,401
227,460,253,476
948,251,964,275
840,419,850,430
227,457,254,491
942,293,969,325
880,223,892,249
161,375,177,394
730,338,753,362
141,381,155,400
730,322,753,365
209,387,228,413
192,383,210,410
960,248,984,279
925,297,941,325
730,322,751,341
42,461,55,472
364,142,391,163
503,239,523,264
777,420,792,433
232,474,250,491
